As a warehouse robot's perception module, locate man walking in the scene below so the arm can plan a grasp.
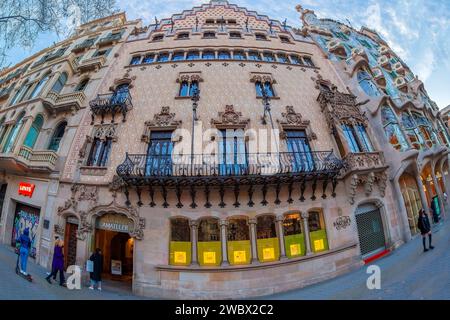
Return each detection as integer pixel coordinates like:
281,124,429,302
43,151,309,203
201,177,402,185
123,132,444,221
417,209,434,252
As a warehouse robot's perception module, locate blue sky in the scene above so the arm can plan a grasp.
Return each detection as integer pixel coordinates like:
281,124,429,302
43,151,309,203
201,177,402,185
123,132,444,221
4,0,450,108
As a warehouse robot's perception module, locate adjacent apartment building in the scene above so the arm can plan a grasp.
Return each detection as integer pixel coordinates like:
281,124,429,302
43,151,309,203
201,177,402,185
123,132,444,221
0,1,448,299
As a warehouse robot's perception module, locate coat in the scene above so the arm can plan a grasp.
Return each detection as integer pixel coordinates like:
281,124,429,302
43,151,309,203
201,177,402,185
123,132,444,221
417,214,431,235
18,228,31,250
51,245,64,271
89,252,103,281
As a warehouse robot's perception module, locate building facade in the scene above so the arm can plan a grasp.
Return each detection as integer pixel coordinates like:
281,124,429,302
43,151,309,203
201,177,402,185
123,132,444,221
0,1,448,299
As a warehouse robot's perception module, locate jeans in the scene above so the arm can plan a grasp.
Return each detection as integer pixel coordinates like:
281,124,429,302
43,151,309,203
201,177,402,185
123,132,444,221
90,279,102,289
19,247,29,273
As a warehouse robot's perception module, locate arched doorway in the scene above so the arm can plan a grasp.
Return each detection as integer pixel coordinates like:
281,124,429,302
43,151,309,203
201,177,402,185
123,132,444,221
94,213,134,282
64,216,79,268
399,172,422,235
355,203,386,258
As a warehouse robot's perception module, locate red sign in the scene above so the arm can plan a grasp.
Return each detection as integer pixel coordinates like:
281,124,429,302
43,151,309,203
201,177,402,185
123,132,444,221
18,183,35,198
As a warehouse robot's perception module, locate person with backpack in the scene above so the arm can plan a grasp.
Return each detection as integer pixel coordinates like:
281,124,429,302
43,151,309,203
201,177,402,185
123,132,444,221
417,209,434,252
17,227,32,275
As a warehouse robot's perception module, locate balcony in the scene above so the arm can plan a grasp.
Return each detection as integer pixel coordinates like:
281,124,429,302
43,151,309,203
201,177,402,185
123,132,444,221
393,62,405,75
72,39,96,53
371,67,386,87
17,146,58,172
340,151,387,178
43,91,86,116
378,55,391,69
97,33,122,47
76,55,106,73
0,85,14,101
116,151,343,208
378,46,391,57
89,92,133,124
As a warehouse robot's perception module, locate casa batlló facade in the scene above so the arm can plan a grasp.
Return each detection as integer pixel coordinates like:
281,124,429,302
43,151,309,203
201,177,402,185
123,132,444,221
0,1,448,299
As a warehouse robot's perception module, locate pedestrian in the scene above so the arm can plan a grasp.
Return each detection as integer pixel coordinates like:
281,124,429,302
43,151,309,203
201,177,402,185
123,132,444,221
417,209,434,252
17,227,32,276
89,248,103,291
45,238,66,286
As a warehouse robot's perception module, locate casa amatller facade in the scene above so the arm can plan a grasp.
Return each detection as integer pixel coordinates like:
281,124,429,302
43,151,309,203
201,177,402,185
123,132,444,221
0,1,449,299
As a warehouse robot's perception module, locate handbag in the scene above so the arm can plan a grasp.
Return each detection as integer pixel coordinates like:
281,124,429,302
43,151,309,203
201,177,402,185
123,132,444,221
86,260,94,272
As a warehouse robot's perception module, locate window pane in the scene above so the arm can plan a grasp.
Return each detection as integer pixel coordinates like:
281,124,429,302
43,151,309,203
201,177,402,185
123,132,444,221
356,125,374,152
233,51,244,60
277,55,288,63
218,51,230,60
342,124,361,153
179,81,189,97
172,53,184,61
143,54,155,63
248,52,260,61
157,53,169,62
202,51,215,60
263,53,275,62
264,82,274,97
130,56,141,65
186,51,199,60
255,82,263,97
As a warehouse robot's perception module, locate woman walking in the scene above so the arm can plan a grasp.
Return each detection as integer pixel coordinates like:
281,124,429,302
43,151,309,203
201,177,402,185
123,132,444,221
45,238,65,286
89,248,103,290
417,209,434,252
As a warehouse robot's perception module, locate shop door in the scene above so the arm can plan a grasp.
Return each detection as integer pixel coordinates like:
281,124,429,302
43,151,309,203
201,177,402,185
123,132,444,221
11,203,40,258
64,218,78,268
355,205,386,257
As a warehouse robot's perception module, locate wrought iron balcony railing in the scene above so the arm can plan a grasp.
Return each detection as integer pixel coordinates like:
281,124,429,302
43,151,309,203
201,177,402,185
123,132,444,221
115,151,343,208
89,92,133,124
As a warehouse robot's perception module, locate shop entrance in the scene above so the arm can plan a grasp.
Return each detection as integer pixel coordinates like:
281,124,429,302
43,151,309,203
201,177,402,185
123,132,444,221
94,213,134,282
355,203,386,258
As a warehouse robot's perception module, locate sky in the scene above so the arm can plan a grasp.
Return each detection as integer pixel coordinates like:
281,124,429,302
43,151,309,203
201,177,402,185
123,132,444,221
4,0,450,109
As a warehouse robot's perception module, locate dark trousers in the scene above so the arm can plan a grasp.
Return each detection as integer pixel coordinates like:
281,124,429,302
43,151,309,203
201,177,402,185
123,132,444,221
47,268,65,284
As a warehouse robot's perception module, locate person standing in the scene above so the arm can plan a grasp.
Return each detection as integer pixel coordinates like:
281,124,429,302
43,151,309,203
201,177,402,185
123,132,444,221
417,209,434,252
17,227,32,275
45,238,66,286
89,248,103,291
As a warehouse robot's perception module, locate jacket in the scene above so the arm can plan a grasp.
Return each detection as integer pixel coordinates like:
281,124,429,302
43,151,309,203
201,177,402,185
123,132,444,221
18,228,32,250
417,214,431,235
89,252,103,281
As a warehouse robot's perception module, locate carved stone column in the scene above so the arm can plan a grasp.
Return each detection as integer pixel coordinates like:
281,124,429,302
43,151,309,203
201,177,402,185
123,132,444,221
220,220,229,266
301,212,313,255
276,215,287,260
249,218,259,263
189,220,199,266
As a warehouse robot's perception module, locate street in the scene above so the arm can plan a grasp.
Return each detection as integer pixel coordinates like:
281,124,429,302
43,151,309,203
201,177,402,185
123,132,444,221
0,221,449,300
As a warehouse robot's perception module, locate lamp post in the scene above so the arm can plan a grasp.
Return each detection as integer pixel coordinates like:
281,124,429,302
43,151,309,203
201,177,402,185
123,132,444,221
261,85,281,169
191,88,200,170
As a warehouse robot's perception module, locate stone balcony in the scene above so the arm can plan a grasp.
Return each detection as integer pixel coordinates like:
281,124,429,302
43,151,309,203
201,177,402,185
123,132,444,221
76,55,106,73
17,146,58,172
340,151,387,178
43,91,86,116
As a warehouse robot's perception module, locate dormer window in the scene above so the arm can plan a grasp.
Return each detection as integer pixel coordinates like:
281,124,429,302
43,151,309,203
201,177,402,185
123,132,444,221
177,33,189,40
152,34,164,42
203,32,216,39
255,33,268,41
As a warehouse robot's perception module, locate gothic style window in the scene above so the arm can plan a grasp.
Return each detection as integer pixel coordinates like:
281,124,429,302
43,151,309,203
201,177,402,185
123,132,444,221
169,217,191,266
145,131,173,176
156,53,169,62
227,217,251,265
290,55,301,65
179,81,189,97
357,70,381,97
186,51,200,60
308,210,329,253
401,112,426,150
248,51,261,61
130,56,141,65
87,137,112,166
51,72,68,94
198,218,221,266
2,111,25,153
23,115,44,149
233,51,245,60
29,73,51,99
381,106,409,151
48,121,67,152
218,129,247,175
302,56,315,67
256,215,279,262
255,81,275,97
286,130,314,172
218,51,231,60
142,54,155,64
202,51,215,60
203,32,216,38
283,213,306,257
263,53,275,62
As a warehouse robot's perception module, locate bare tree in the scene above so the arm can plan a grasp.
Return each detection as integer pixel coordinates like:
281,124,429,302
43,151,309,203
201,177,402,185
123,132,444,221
0,0,118,68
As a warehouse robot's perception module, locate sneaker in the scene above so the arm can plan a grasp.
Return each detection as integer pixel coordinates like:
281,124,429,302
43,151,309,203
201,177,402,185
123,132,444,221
88,286,94,290
429,245,435,250
424,248,429,252
97,287,102,291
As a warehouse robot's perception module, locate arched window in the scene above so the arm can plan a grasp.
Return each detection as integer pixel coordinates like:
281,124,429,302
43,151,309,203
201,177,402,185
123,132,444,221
308,210,328,253
263,53,275,62
179,81,189,97
186,51,199,60
29,73,51,99
233,51,245,60
283,213,306,258
341,123,374,153
169,217,191,266
10,82,30,106
189,81,199,96
381,106,409,151
256,215,279,262
23,115,44,148
411,112,436,148
197,217,221,266
171,52,185,61
2,111,25,153
111,84,129,104
75,78,89,92
48,121,67,152
401,112,426,150
357,70,381,97
255,81,275,97
51,73,68,94
218,51,230,60
227,217,251,265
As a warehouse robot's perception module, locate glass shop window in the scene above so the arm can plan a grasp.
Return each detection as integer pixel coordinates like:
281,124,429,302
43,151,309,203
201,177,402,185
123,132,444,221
198,218,221,266
169,217,191,266
283,213,306,258
227,218,251,265
256,215,279,262
308,210,329,253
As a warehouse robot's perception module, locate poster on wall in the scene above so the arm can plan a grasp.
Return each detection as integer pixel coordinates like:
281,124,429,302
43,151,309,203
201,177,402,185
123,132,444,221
111,260,122,275
11,204,40,258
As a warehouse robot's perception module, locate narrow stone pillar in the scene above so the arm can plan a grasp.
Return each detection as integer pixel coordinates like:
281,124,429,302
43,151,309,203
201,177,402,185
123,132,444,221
431,166,446,219
249,218,259,263
219,220,229,266
301,212,313,255
275,215,287,260
416,175,431,215
189,220,199,266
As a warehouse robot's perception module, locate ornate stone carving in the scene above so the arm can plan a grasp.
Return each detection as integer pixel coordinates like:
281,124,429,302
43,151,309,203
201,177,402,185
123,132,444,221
278,106,317,140
333,216,351,230
93,123,118,141
211,105,250,127
143,106,181,130
54,224,65,236
250,74,276,84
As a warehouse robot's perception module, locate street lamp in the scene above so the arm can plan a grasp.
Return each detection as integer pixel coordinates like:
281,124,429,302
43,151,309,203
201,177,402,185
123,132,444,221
191,88,200,169
260,85,281,169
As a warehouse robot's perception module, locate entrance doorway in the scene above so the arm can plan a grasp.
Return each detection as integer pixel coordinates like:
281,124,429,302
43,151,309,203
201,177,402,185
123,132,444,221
94,213,134,282
355,203,386,258
64,216,79,268
11,203,40,258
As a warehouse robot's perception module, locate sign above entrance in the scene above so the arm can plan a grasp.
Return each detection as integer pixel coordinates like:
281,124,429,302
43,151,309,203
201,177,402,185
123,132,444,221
18,182,35,198
96,214,134,233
